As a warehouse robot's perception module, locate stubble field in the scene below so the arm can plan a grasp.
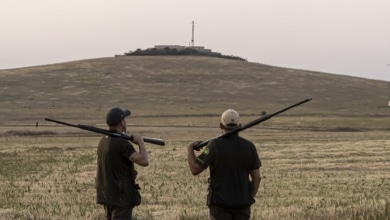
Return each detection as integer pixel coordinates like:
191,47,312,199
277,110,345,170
0,119,389,220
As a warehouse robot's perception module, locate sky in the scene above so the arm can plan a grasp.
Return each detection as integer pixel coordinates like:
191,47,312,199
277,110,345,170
1,0,389,81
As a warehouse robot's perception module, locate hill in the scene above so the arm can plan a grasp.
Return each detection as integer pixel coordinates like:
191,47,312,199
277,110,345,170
0,56,389,129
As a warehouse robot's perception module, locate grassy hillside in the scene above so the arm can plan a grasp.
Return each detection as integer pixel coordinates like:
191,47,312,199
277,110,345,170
0,56,389,128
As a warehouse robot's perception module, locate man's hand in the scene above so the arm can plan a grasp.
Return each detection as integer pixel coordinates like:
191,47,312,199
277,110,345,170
188,140,203,151
131,133,144,145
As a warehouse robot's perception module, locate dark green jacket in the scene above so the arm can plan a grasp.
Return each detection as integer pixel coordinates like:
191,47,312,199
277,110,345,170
96,134,140,208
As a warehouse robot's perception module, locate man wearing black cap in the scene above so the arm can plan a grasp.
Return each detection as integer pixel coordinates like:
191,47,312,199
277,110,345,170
187,109,261,220
96,107,149,219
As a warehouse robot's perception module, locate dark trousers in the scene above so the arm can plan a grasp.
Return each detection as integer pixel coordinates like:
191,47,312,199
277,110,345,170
209,206,251,220
104,205,133,220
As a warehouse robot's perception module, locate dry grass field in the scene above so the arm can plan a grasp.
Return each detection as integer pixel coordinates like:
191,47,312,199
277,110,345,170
0,56,389,219
0,124,389,220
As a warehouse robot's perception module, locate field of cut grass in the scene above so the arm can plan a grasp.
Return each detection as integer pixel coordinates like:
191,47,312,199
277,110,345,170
0,122,389,220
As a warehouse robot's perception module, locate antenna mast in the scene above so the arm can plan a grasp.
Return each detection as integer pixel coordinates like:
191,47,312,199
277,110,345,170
191,21,195,47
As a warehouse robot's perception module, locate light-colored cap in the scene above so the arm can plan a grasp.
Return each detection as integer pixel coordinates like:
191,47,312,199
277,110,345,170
221,109,240,128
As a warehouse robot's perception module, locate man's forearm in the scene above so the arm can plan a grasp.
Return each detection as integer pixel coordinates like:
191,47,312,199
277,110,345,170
138,143,148,162
187,147,197,169
250,169,261,198
251,177,261,198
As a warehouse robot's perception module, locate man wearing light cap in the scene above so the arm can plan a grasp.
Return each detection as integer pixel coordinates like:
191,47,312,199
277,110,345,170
187,109,261,220
96,107,149,219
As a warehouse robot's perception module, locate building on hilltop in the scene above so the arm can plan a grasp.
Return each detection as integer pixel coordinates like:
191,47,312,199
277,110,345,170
153,45,215,55
154,45,186,51
119,22,245,61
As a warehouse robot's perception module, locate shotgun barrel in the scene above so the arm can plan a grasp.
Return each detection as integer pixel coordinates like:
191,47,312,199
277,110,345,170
45,118,165,146
193,97,312,150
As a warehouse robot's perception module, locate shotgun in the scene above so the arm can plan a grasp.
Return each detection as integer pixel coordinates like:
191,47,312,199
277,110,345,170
45,118,165,146
193,97,312,150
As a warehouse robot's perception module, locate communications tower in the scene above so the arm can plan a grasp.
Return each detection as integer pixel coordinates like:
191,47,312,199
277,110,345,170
191,21,195,47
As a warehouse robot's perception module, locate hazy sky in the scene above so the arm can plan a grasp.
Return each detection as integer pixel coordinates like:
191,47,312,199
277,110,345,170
1,0,389,81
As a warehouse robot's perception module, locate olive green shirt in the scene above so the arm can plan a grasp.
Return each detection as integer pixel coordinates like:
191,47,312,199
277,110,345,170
96,134,137,208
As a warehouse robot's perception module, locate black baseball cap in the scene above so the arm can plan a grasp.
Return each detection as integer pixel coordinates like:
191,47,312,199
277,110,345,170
106,107,131,126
